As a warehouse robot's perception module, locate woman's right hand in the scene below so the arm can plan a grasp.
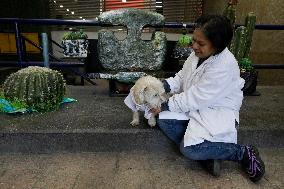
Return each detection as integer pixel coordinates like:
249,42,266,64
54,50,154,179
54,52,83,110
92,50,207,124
150,107,161,115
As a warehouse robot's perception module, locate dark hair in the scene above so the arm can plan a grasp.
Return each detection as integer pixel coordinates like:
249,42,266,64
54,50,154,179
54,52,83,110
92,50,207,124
194,15,233,54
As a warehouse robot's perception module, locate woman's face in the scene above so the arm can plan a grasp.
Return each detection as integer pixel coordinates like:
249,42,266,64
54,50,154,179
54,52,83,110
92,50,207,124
192,28,216,59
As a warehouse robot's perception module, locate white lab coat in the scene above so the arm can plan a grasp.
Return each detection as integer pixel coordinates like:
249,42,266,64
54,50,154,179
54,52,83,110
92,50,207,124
159,48,245,147
124,89,153,119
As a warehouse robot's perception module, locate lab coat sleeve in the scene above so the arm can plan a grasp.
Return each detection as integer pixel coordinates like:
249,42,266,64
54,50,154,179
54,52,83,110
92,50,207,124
124,92,137,112
165,70,184,94
168,62,233,112
165,53,194,94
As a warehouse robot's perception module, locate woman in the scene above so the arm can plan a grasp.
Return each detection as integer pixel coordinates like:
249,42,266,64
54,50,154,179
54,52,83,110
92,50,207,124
151,15,265,182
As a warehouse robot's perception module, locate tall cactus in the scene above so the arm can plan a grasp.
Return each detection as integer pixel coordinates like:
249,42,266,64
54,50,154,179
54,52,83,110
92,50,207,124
223,0,237,26
3,66,66,112
230,26,248,62
244,12,256,58
230,12,256,62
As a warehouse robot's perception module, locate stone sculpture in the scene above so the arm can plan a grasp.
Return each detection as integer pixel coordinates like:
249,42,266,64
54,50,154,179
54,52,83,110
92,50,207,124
97,8,167,72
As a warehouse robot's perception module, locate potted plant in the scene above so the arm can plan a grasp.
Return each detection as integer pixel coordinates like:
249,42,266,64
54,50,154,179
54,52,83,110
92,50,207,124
173,28,193,66
224,2,259,96
62,29,89,57
239,58,259,96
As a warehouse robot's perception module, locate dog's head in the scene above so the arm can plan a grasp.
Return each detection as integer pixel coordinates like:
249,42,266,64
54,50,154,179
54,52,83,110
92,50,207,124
132,76,167,109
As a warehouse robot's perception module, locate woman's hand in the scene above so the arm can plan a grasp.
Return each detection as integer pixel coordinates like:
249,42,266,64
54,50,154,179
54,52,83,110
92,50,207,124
150,107,161,115
150,101,169,115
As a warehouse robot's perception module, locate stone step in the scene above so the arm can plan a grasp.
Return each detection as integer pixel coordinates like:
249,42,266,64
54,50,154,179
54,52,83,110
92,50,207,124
0,84,283,153
1,148,283,188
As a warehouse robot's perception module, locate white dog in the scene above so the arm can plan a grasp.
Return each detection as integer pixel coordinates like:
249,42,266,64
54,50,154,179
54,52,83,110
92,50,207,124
124,76,167,127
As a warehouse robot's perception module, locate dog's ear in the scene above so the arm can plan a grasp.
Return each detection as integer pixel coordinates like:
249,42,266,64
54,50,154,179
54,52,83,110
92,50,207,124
133,86,147,105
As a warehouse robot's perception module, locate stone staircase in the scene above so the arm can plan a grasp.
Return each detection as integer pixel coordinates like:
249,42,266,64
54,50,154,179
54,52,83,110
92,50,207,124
0,81,283,153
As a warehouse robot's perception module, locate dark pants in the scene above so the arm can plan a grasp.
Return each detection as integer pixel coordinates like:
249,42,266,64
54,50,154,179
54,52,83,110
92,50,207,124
158,119,244,162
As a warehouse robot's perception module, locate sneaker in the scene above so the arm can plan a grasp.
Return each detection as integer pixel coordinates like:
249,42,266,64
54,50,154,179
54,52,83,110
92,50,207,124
199,159,221,177
241,146,265,182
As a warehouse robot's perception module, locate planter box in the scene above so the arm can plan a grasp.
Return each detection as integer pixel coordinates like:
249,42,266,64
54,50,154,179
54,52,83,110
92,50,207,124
240,69,259,96
62,39,89,57
173,47,193,68
173,47,193,59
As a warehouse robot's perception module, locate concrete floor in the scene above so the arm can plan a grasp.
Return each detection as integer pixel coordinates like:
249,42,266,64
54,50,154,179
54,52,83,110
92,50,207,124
0,148,283,189
0,80,283,188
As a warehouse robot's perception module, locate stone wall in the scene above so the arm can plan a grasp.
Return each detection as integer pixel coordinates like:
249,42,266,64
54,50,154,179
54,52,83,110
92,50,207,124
204,0,284,85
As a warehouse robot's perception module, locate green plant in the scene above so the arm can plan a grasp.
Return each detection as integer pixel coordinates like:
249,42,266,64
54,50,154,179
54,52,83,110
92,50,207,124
176,34,192,47
9,98,28,110
1,88,27,113
239,58,253,72
62,28,88,40
3,66,66,112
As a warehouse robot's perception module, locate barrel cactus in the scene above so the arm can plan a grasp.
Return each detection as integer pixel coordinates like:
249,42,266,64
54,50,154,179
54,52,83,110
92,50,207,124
3,66,66,112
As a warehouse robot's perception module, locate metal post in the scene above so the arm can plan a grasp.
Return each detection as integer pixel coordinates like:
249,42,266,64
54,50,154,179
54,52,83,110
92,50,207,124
14,22,23,67
41,33,50,68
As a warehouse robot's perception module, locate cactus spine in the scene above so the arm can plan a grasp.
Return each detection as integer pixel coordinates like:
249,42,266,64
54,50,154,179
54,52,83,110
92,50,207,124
3,66,66,112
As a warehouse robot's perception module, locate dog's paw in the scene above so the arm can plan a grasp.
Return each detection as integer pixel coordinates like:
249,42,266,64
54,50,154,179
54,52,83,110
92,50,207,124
130,119,139,126
148,117,156,127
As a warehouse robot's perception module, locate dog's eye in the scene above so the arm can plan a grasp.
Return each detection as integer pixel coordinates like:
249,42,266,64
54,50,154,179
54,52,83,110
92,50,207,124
154,94,158,97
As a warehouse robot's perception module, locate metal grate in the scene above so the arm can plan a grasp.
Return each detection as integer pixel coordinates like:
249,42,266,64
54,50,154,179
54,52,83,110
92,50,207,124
49,0,101,20
163,0,203,22
49,0,203,22
103,0,156,11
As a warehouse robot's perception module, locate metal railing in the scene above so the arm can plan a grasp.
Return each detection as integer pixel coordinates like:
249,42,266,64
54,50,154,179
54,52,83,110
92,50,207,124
0,18,283,71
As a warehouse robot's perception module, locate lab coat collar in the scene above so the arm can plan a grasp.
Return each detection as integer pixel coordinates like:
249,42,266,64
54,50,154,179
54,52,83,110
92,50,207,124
193,47,228,71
